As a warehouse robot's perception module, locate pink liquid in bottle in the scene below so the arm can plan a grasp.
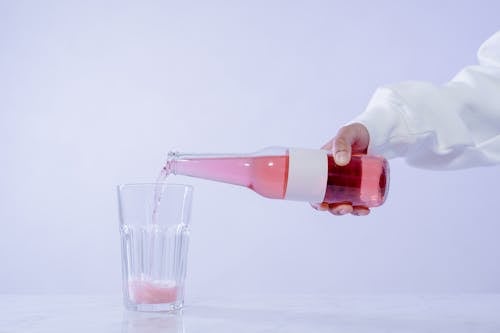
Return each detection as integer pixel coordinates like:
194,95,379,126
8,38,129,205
169,154,289,199
167,147,389,207
323,154,388,207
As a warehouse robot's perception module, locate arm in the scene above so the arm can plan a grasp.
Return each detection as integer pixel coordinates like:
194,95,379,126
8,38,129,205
352,31,500,170
321,31,500,216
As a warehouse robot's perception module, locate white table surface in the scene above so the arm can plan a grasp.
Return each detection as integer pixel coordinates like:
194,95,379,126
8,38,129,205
1,294,499,332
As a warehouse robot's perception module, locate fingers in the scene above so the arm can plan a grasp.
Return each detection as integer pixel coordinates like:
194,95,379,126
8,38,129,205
310,202,329,211
313,123,372,217
329,203,353,215
313,202,371,216
324,123,370,166
352,206,370,216
333,125,360,166
333,137,352,166
320,138,334,151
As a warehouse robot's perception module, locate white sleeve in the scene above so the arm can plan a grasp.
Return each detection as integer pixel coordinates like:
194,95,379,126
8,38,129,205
352,31,500,170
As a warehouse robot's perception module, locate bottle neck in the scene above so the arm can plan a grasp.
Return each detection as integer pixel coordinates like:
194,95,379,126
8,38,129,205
166,151,257,187
165,147,290,198
167,151,251,173
166,147,290,174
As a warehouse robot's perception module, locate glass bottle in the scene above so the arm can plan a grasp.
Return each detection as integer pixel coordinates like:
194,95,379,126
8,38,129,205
164,147,389,207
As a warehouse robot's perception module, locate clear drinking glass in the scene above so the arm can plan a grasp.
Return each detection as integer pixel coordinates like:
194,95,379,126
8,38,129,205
117,183,193,312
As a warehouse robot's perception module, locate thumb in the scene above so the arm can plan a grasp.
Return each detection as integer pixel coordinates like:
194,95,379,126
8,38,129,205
333,137,352,166
332,123,368,166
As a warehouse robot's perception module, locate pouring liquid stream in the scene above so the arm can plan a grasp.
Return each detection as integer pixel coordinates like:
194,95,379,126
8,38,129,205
128,160,177,305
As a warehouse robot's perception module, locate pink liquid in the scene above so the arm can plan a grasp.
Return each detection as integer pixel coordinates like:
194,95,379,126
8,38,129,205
129,279,178,304
143,173,184,306
169,153,388,207
170,155,289,199
324,154,388,207
152,167,170,223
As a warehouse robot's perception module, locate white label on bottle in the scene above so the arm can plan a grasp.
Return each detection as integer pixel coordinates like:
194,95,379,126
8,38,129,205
285,148,328,202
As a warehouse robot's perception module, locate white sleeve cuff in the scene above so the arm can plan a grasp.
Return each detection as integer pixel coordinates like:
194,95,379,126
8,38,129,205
349,87,413,159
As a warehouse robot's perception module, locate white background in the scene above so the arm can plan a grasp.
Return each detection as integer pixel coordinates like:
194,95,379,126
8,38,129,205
1,1,499,299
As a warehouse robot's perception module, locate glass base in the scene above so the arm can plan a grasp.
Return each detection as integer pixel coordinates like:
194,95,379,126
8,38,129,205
124,299,183,312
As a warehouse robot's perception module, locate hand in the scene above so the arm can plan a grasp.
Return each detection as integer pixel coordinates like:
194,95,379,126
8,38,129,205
312,122,371,216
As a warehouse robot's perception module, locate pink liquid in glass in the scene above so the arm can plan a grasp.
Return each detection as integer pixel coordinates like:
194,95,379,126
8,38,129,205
129,279,178,304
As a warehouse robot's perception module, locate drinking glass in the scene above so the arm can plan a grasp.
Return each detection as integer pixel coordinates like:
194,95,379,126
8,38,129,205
117,183,193,312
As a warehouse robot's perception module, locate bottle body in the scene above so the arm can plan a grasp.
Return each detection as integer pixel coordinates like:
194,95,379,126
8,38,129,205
324,154,388,207
166,147,389,207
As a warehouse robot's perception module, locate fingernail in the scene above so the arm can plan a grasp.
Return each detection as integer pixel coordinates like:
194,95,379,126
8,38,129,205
335,152,348,165
338,208,349,215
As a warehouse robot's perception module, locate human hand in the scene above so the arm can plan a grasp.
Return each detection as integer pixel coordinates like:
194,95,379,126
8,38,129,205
312,122,371,216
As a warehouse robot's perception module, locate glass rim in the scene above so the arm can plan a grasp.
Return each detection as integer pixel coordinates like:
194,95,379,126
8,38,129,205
117,183,194,191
